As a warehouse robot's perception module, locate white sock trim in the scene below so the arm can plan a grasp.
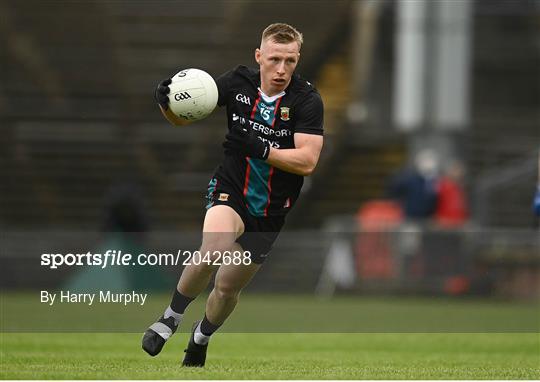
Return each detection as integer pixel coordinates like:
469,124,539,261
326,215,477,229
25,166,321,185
163,306,182,326
193,322,210,345
149,322,173,341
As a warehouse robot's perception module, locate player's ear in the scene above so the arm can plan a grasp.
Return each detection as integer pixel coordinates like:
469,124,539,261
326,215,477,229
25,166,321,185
255,48,261,65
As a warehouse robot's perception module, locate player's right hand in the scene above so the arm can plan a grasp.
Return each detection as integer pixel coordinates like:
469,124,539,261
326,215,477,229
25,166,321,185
223,124,270,160
154,78,172,110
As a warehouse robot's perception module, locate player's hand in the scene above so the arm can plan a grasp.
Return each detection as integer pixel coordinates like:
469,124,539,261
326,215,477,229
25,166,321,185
223,125,270,160
154,78,172,110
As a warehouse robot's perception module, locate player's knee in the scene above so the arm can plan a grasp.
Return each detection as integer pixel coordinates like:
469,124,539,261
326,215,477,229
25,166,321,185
213,282,240,301
200,242,233,262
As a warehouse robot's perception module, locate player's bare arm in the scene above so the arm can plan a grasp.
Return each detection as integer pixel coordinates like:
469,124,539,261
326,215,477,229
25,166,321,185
266,133,323,176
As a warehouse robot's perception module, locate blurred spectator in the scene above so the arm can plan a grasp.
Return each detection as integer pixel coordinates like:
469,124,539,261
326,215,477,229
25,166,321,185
534,153,540,219
435,160,469,227
65,182,171,292
102,182,150,234
387,149,439,220
355,200,403,279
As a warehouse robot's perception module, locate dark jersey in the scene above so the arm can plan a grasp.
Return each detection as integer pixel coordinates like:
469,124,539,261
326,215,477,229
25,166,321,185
211,65,324,217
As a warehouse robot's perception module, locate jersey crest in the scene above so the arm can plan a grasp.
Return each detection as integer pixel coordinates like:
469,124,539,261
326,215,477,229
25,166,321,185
280,107,290,121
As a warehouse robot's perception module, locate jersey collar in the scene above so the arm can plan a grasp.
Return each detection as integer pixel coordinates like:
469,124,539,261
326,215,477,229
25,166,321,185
257,87,286,103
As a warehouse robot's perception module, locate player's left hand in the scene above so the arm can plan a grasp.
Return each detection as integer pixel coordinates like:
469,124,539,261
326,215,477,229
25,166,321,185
223,125,270,160
154,78,172,110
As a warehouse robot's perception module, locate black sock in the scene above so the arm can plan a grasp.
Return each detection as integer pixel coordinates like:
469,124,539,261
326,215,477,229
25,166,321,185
170,289,195,314
200,314,221,336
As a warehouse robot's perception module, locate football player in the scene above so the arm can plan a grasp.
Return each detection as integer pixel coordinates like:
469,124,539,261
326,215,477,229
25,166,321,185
142,23,324,367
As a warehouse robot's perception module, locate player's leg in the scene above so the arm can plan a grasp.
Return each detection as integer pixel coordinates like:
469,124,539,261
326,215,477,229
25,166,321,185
182,216,284,367
183,243,261,367
205,247,261,326
176,205,245,297
142,205,244,356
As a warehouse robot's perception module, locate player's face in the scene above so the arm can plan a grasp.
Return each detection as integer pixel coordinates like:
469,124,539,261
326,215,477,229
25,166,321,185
255,39,300,96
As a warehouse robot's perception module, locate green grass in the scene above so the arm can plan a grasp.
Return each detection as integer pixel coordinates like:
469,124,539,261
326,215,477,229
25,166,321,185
1,332,539,379
2,294,539,378
2,293,539,332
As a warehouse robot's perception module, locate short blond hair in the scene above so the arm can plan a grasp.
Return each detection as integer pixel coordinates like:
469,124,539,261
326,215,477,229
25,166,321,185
261,23,303,50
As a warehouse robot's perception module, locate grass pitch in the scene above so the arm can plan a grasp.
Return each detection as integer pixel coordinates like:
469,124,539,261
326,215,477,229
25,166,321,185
1,294,539,379
2,332,539,379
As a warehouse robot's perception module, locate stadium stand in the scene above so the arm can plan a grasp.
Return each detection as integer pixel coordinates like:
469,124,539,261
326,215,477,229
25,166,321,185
1,0,537,231
1,0,538,298
1,0,350,229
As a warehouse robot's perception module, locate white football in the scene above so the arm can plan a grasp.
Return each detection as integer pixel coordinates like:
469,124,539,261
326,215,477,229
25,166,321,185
168,68,218,121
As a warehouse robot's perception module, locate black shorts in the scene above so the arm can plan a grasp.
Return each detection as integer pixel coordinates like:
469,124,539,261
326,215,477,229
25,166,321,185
205,178,285,264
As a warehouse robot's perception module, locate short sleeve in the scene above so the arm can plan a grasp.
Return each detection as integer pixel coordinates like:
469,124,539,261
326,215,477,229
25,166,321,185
294,92,324,136
215,69,235,107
